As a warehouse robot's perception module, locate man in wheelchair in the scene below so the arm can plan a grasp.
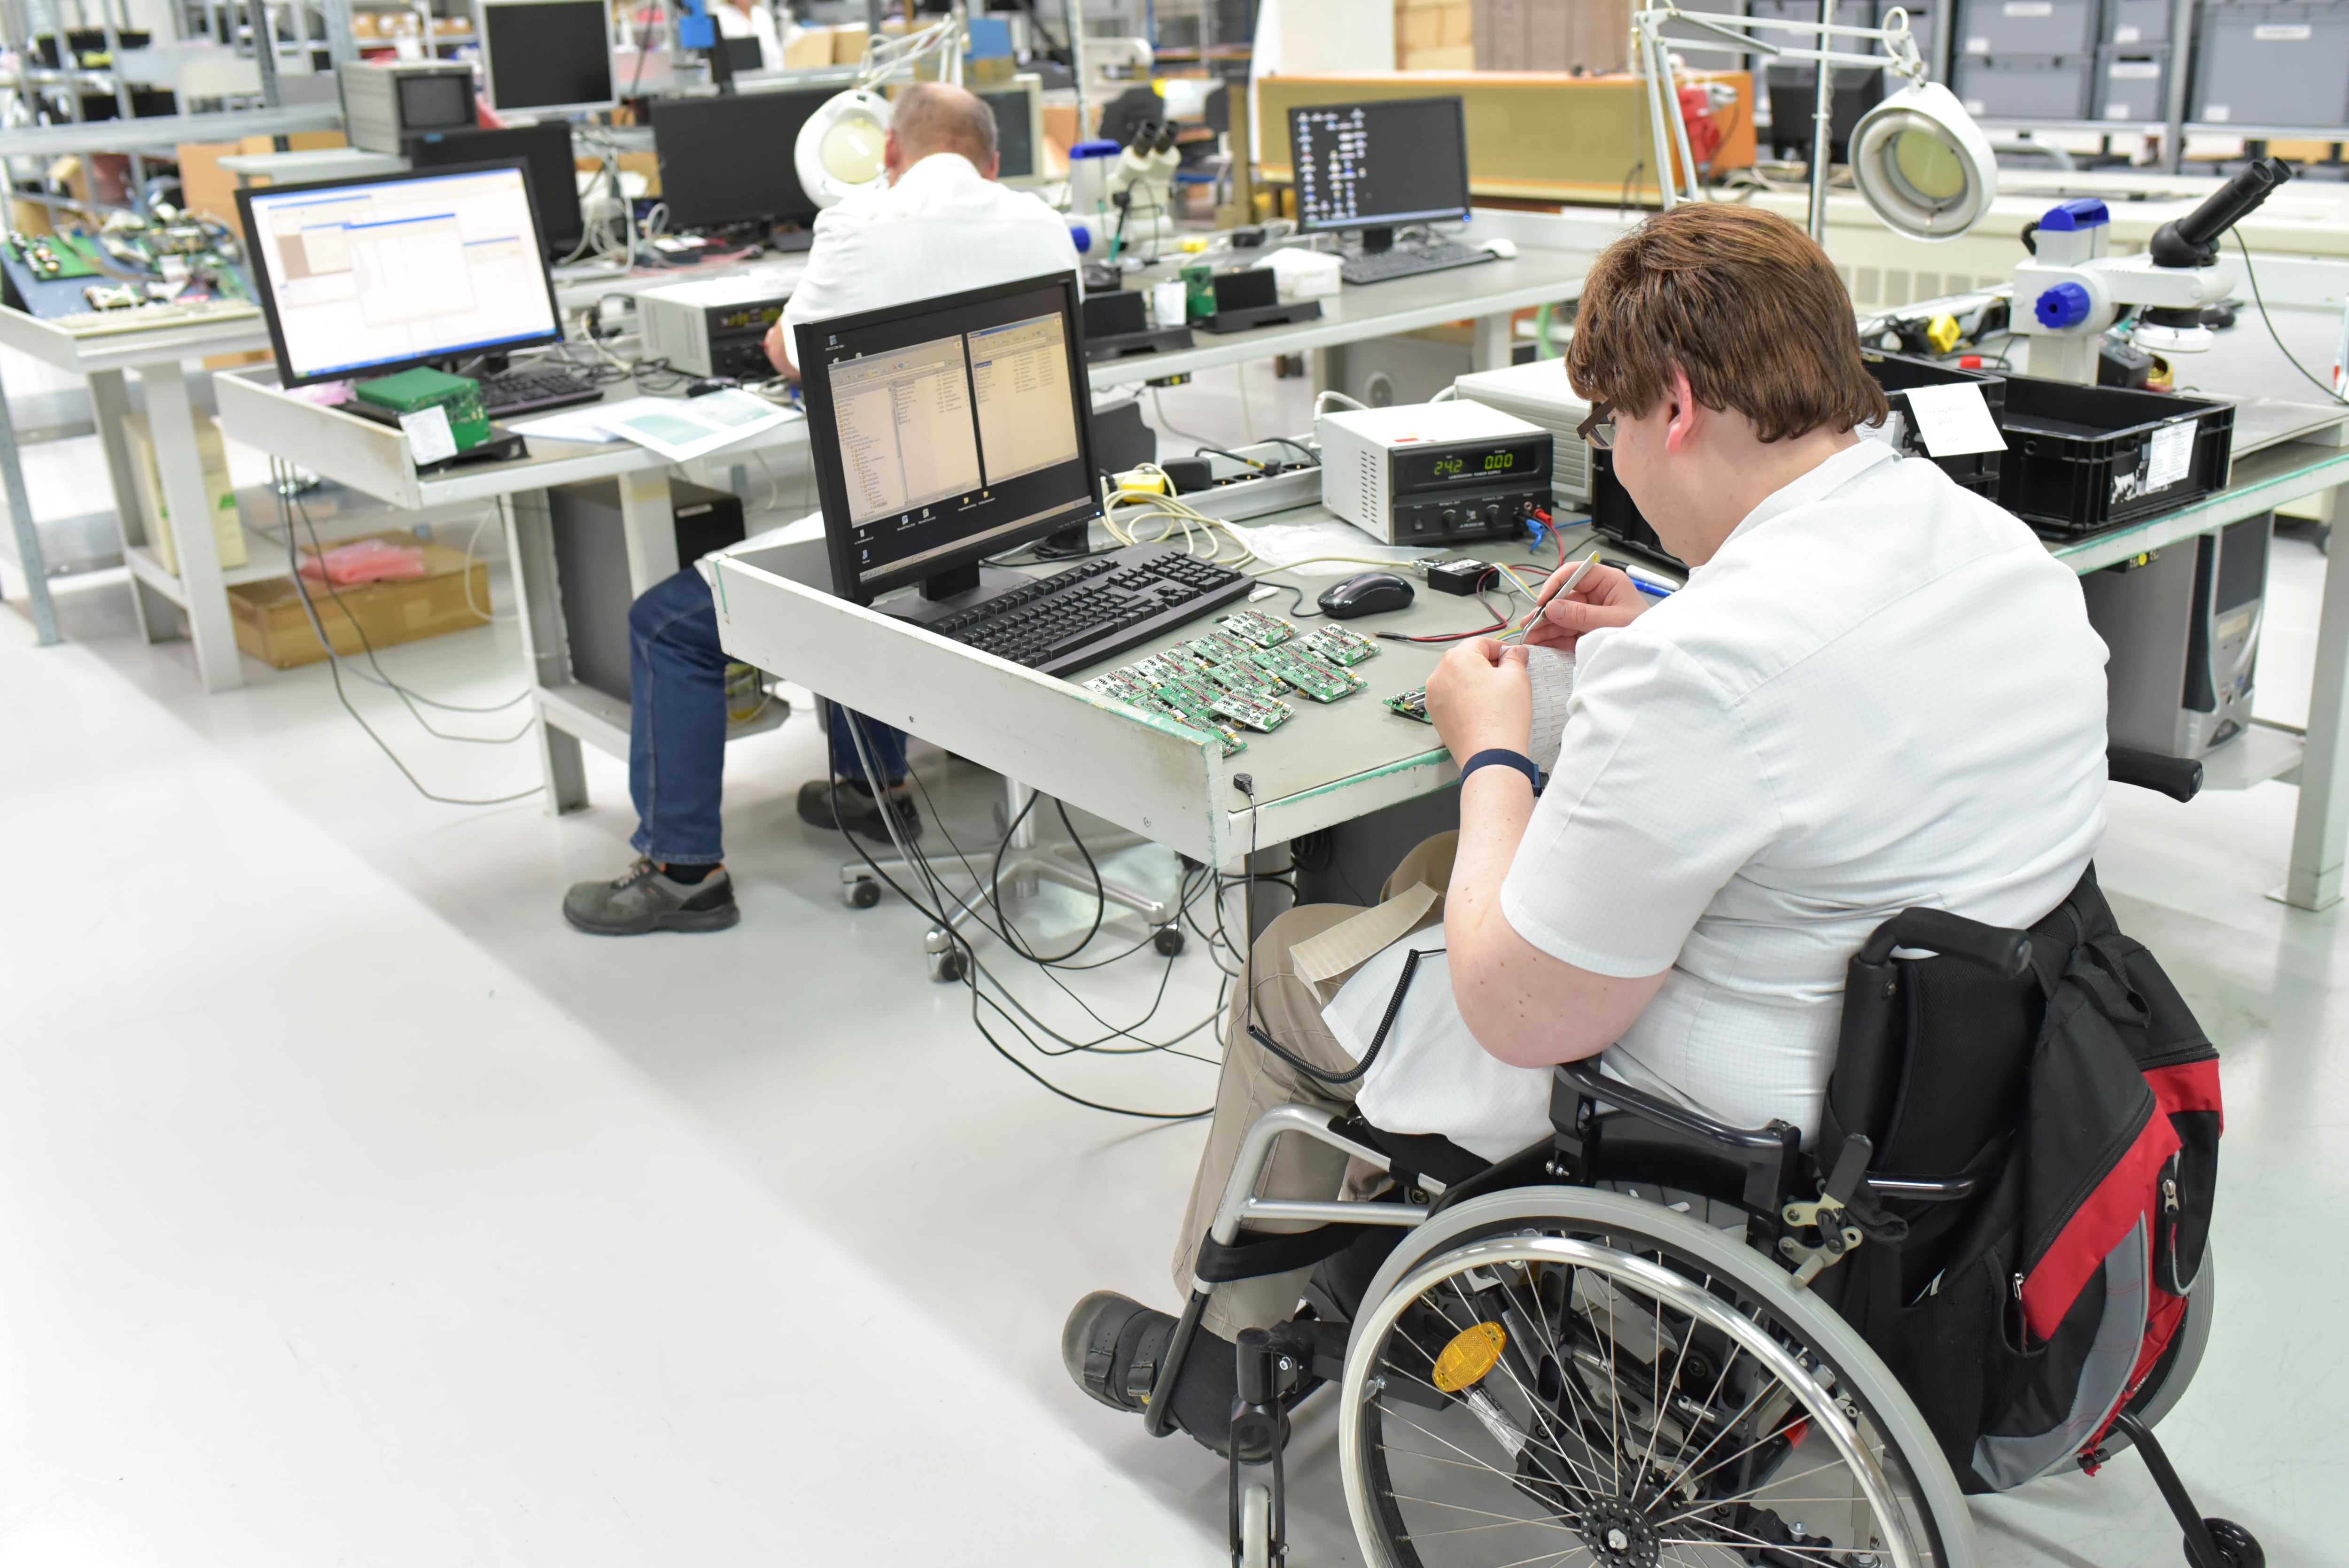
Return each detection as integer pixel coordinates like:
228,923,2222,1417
1058,206,2248,1568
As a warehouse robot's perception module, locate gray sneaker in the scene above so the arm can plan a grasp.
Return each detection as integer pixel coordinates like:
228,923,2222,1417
562,858,740,935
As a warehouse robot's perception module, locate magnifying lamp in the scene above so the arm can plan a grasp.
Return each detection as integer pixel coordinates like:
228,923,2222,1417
1848,81,1999,241
795,89,894,209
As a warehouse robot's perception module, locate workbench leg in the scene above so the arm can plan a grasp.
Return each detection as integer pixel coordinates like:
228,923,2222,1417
136,362,242,692
2283,484,2349,911
504,487,589,814
0,362,61,645
1471,310,1514,373
84,368,171,643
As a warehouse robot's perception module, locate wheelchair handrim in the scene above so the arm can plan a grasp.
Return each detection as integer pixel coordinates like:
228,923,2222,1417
1336,1189,1973,1568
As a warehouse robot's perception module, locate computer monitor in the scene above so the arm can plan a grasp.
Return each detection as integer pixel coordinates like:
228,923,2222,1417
235,163,565,387
480,0,616,116
649,89,829,230
978,73,1045,185
1288,96,1473,250
406,121,585,259
720,35,763,73
798,272,1099,605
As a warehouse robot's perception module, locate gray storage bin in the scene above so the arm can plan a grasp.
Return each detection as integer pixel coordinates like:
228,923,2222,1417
1953,52,2095,117
2094,43,2170,120
2193,1,2349,128
1956,0,2100,56
2105,0,2171,44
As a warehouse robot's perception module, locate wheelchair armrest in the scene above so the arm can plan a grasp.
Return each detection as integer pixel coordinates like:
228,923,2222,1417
1866,1174,1978,1202
1553,1059,1790,1153
1855,908,2033,977
2108,745,2204,803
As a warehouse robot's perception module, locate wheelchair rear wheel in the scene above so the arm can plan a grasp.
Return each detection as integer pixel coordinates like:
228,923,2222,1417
1338,1189,1976,1568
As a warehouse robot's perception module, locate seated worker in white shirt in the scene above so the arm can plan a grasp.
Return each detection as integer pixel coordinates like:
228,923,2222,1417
1060,202,2111,1456
563,82,1081,935
710,0,782,69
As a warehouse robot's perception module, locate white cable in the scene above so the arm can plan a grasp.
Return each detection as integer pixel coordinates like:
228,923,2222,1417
461,505,518,623
1314,389,1365,415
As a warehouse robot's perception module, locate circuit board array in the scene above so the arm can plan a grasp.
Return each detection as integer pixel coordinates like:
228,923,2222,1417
1085,614,1382,754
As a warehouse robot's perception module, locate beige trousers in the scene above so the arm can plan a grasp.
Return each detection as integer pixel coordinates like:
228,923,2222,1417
1173,832,1457,1341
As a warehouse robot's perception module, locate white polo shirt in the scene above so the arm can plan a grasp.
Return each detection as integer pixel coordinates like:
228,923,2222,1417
1353,441,2109,1157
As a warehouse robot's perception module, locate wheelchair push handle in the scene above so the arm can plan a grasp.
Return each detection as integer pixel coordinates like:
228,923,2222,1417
2108,745,2204,803
1857,908,2033,977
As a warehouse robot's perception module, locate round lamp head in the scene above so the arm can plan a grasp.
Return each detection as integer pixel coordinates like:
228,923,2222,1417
1850,81,1998,241
795,89,894,209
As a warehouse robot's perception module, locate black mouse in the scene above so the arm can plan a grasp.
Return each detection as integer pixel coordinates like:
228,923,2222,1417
1319,571,1415,619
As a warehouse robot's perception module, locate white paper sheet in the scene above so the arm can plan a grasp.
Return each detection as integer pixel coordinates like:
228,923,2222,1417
588,391,801,463
2146,419,2197,489
1526,645,1576,774
507,406,628,443
1901,382,2007,458
398,405,457,466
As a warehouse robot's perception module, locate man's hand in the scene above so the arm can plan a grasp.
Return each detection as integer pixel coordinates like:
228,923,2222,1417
1525,559,1649,652
1426,638,1533,763
762,321,795,379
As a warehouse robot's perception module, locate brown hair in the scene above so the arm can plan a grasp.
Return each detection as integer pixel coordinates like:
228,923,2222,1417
1565,204,1887,443
893,81,998,168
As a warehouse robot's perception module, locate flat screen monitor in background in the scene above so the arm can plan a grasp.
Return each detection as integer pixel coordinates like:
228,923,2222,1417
720,35,763,73
978,74,1044,185
406,122,585,259
480,0,617,115
1288,96,1472,250
796,272,1098,605
235,163,565,387
649,89,829,230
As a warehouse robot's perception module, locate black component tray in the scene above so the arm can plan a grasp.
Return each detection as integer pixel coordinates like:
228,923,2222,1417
1864,350,2005,498
1994,375,2234,534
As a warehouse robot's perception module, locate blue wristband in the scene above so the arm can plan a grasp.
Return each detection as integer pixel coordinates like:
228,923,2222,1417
1460,748,1541,793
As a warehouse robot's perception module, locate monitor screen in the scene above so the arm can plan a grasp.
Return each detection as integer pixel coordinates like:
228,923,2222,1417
395,71,475,132
721,35,763,72
407,122,584,256
798,273,1097,602
650,90,828,229
1289,96,1472,233
237,164,564,386
481,0,615,113
979,84,1035,180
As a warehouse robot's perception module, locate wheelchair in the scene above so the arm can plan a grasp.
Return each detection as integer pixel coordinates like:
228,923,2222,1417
1145,748,2255,1568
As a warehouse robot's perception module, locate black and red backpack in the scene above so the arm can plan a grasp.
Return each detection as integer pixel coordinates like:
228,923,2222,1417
1820,867,2223,1492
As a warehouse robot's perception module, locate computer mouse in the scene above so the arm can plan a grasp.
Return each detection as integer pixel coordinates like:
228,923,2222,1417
1481,236,1518,260
1319,571,1416,619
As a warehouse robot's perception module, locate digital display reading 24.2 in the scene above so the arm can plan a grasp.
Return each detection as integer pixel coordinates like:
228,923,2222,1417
1398,439,1548,489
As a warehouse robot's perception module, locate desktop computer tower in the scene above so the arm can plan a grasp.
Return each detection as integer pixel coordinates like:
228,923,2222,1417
2081,512,2271,761
549,478,746,703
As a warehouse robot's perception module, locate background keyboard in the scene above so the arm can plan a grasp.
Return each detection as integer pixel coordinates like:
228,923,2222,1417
478,366,604,417
934,543,1253,675
1340,241,1499,286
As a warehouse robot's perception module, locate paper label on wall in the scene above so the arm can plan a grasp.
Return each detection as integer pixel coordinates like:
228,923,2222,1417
2003,2,2052,16
399,405,457,466
1965,35,1990,52
2204,104,2231,122
1901,383,2007,458
2110,61,2160,78
2255,23,2312,40
2115,23,2141,41
2146,419,2196,489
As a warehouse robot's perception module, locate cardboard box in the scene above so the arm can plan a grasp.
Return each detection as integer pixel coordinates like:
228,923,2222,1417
229,530,491,668
1401,6,1443,50
783,27,834,67
176,129,349,233
831,23,867,63
123,410,247,574
1403,44,1475,68
1439,2,1473,48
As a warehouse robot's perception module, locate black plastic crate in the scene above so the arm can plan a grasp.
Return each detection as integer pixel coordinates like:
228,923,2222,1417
1863,350,2005,498
1993,376,2234,534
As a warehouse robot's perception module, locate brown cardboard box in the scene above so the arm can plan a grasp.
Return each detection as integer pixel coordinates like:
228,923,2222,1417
229,531,492,669
831,23,868,63
1403,44,1475,68
783,27,834,67
1439,3,1473,47
177,130,349,232
1401,6,1443,49
123,410,246,574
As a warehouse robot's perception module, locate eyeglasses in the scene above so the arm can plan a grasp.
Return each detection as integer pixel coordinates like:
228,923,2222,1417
1577,401,1617,451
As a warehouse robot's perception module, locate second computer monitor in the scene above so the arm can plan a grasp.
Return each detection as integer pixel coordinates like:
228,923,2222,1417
407,122,585,259
480,0,616,116
1289,96,1472,245
649,89,829,230
798,272,1098,604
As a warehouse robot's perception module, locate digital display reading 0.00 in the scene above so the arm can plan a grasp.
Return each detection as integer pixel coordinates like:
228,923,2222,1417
1397,440,1547,489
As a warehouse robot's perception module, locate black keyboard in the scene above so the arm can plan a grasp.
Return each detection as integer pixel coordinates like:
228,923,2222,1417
932,544,1254,675
477,365,605,417
1340,241,1499,286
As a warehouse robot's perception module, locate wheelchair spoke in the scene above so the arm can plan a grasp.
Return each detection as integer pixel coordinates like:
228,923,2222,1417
1385,1492,1583,1531
1378,1380,1602,1513
1406,1290,1612,1503
1627,1266,1709,1502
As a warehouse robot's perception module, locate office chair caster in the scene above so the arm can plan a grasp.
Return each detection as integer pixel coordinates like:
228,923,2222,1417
844,877,881,909
1154,924,1185,957
927,945,968,983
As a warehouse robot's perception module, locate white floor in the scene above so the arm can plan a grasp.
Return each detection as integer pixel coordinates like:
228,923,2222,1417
0,362,2342,1566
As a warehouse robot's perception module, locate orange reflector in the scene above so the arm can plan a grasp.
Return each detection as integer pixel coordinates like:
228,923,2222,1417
1431,1321,1508,1393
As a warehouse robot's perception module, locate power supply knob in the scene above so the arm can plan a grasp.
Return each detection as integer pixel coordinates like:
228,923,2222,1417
1440,508,1460,529
1482,503,1501,525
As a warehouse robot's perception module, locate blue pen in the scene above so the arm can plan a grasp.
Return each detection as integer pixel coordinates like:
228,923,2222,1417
1633,578,1675,598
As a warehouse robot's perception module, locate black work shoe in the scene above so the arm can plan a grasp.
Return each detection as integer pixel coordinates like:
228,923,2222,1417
1064,1291,1177,1414
1060,1293,1289,1462
796,777,923,843
562,858,739,935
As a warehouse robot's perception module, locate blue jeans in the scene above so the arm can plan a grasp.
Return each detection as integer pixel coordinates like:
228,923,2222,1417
627,568,907,864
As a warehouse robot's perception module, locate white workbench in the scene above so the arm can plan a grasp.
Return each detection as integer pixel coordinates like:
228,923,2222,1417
0,303,275,690
214,369,810,808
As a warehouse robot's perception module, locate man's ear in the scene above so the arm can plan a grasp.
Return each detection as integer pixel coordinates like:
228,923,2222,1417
1663,365,1700,456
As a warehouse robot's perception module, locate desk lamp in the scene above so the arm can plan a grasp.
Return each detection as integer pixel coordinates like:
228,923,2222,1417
793,16,963,209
